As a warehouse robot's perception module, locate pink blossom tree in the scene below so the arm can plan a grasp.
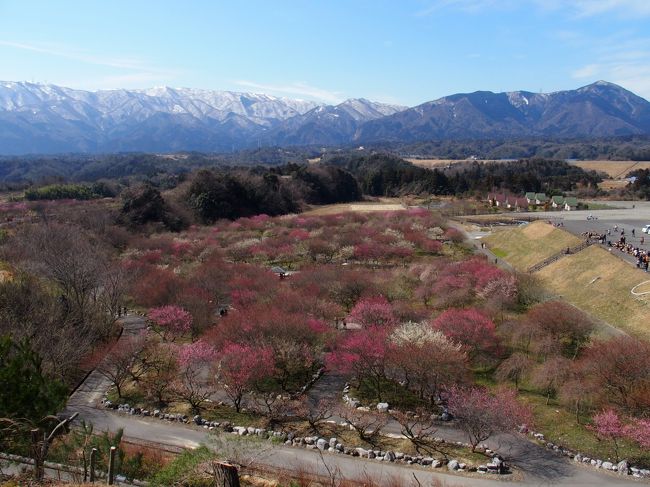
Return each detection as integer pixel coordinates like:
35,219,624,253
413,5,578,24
172,341,218,413
178,340,217,367
348,296,398,328
148,305,193,342
446,386,532,451
625,418,650,449
588,409,626,462
215,343,276,412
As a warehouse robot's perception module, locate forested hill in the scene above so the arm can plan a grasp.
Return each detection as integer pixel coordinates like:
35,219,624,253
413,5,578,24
324,154,602,196
376,135,650,161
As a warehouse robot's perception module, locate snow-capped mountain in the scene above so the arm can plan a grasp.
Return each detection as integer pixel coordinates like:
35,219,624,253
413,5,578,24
0,82,404,153
0,81,649,154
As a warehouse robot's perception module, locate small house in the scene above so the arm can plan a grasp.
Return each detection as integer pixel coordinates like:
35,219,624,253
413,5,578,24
510,197,529,211
534,193,548,205
551,195,564,209
525,192,536,204
564,197,578,211
487,193,508,207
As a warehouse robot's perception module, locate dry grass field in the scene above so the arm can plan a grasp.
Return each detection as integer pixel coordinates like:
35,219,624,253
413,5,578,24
572,160,650,178
406,158,467,168
407,158,511,168
483,221,582,271
537,245,650,339
302,199,406,215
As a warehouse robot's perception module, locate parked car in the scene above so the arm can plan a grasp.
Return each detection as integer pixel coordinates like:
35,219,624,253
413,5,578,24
642,224,650,234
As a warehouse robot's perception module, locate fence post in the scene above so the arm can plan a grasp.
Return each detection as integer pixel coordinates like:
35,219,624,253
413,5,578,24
107,446,116,485
31,429,42,480
90,448,98,482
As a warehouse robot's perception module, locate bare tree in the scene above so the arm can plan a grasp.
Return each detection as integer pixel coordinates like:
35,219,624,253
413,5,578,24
495,352,534,391
294,397,336,436
96,335,145,399
390,409,446,457
172,361,216,415
336,406,387,446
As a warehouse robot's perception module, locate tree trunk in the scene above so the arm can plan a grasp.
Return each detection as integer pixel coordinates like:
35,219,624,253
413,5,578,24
211,461,240,487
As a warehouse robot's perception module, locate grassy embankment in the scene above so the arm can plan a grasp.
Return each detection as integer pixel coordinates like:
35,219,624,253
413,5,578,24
484,221,650,339
483,221,581,271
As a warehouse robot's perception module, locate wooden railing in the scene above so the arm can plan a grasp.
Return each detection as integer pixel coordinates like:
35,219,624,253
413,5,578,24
527,240,594,273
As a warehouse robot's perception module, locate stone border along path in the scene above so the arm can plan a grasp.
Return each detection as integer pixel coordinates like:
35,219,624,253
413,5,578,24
101,400,510,477
65,316,648,485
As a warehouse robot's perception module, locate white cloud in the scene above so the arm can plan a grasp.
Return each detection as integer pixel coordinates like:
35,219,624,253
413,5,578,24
234,80,345,104
0,40,180,89
0,40,155,71
537,0,650,17
571,56,650,100
416,0,514,16
418,0,650,17
569,0,650,17
572,64,601,79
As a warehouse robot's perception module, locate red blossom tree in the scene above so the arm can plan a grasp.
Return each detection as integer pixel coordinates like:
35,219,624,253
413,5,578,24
328,327,390,402
215,343,276,412
446,386,533,451
432,308,500,360
129,265,181,307
148,305,193,342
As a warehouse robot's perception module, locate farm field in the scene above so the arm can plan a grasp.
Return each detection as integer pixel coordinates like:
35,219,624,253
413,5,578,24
407,158,510,168
571,160,650,178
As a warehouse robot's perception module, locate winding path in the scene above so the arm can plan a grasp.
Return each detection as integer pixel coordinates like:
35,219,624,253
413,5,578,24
64,314,642,486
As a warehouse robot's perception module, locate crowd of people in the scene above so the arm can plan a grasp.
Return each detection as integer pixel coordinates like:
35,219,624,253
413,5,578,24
581,231,607,244
605,226,650,272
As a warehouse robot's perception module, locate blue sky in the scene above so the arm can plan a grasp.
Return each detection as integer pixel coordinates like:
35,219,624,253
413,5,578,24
1,0,650,106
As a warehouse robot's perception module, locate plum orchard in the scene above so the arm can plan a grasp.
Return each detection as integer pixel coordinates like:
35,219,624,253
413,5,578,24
116,209,650,458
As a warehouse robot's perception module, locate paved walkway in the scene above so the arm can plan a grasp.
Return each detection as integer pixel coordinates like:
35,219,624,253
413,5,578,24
447,220,514,271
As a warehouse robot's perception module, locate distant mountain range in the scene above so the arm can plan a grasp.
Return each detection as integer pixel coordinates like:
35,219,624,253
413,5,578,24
0,80,649,154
